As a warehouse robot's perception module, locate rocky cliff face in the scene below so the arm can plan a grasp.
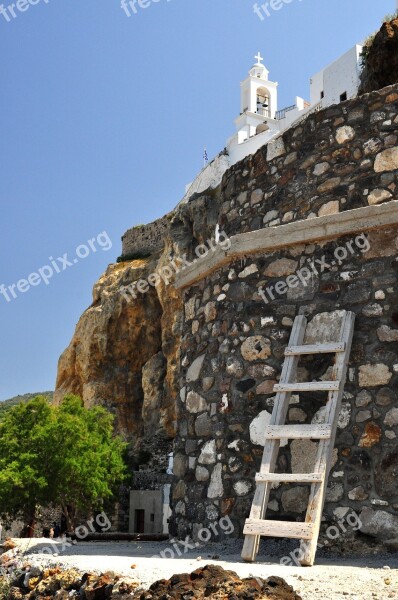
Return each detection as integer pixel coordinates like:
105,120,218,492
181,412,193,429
55,194,220,463
359,16,398,95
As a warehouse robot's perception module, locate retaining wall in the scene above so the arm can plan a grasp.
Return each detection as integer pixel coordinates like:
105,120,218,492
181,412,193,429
170,84,398,551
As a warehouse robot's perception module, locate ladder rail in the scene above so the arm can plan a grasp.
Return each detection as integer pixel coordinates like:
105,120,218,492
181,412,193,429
299,311,356,566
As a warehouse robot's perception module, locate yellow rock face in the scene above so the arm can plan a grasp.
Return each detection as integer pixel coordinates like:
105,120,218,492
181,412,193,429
55,253,182,445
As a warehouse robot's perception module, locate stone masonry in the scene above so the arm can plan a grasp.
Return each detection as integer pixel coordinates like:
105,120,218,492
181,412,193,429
170,83,398,551
121,215,169,259
219,87,398,237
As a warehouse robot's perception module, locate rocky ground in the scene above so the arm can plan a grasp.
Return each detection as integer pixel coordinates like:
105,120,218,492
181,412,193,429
0,538,397,600
132,565,301,599
1,564,300,600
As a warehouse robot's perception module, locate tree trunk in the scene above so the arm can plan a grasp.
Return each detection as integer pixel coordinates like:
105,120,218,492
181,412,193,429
61,504,75,533
22,509,36,538
27,518,35,538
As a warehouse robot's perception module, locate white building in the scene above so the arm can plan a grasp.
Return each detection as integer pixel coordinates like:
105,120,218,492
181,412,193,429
310,45,363,107
227,45,364,165
182,44,363,203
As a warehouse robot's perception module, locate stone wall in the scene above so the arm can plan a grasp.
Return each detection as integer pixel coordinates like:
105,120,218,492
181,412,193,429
171,83,398,551
219,85,398,236
131,434,174,492
181,153,230,204
121,216,169,259
3,506,63,539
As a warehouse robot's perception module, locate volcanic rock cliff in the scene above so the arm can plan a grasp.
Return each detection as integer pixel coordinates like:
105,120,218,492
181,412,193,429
54,194,219,461
359,15,398,95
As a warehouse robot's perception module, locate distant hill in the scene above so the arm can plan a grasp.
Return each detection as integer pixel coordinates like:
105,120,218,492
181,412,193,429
0,391,54,418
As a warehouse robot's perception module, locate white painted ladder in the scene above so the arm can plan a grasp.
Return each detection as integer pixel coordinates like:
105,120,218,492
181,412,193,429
241,310,355,566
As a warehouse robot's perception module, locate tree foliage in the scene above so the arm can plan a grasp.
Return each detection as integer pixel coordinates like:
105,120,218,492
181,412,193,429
0,395,127,528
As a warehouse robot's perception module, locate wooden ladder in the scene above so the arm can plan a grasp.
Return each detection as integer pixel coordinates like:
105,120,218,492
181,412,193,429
241,310,355,566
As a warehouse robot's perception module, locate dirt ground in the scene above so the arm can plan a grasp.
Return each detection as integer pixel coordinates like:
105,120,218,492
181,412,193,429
11,538,398,600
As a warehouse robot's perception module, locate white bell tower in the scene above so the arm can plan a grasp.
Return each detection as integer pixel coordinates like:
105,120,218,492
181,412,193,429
234,52,278,144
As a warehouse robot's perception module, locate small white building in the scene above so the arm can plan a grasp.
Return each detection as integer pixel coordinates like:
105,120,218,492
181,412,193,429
129,485,171,535
182,44,364,203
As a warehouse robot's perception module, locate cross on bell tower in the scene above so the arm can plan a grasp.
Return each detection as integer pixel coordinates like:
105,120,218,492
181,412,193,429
254,51,264,65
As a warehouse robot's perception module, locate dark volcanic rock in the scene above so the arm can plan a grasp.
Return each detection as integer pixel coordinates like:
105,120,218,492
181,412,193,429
359,17,398,94
131,564,301,600
1,566,301,600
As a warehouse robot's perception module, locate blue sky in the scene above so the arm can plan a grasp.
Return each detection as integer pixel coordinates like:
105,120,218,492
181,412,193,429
0,0,394,400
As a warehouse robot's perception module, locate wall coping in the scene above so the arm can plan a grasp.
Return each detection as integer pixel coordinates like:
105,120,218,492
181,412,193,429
175,199,398,289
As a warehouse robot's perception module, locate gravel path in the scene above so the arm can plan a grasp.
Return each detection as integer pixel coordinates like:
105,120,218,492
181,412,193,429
14,538,398,600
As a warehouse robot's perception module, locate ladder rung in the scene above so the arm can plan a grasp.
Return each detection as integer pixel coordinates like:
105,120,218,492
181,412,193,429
285,342,346,356
255,472,324,484
243,519,314,540
264,425,332,440
274,381,340,393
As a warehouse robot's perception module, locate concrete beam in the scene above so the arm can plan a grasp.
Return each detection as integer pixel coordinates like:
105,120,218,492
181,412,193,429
175,199,398,289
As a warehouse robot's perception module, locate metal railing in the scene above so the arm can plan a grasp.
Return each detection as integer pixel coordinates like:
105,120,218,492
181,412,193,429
275,104,297,120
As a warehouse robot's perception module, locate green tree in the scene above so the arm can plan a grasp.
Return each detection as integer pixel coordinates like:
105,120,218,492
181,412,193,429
48,395,127,530
0,395,127,532
0,396,52,530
